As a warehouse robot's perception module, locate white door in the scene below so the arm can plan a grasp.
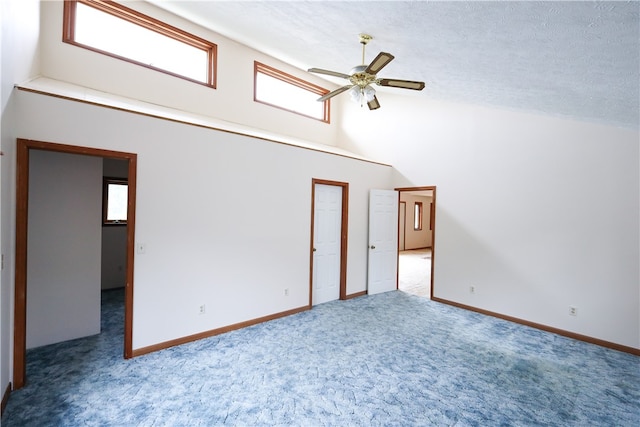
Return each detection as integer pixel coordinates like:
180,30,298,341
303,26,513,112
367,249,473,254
312,184,342,305
368,189,399,295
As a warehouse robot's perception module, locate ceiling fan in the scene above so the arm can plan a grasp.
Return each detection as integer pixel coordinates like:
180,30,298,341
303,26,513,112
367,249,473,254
308,34,426,110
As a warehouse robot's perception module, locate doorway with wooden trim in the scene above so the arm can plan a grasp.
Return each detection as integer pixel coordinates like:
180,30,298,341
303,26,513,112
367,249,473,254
395,186,436,299
309,179,349,306
13,139,137,390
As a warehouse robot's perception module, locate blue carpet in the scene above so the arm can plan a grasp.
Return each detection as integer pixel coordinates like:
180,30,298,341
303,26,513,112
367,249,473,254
3,289,639,426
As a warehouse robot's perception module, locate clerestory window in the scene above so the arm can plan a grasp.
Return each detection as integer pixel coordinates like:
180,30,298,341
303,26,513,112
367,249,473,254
254,61,330,123
63,0,217,87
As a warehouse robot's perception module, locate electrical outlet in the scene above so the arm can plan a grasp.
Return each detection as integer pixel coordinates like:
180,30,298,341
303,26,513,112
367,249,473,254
569,306,577,316
284,288,289,296
199,305,206,315
469,285,475,294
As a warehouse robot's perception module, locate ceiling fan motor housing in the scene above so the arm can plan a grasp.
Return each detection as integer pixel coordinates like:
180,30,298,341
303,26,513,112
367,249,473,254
349,65,378,88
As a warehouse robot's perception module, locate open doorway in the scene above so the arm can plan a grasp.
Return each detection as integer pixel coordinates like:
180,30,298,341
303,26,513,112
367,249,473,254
395,186,436,299
13,139,137,389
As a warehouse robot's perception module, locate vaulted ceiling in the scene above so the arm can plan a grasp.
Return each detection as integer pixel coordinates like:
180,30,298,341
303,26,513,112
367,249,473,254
149,1,639,129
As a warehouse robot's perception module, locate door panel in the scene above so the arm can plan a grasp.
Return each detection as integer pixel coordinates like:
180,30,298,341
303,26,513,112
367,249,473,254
368,189,399,295
312,184,342,305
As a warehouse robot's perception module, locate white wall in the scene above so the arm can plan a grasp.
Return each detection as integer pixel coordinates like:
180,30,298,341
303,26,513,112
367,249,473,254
27,150,102,348
14,89,392,350
1,0,40,398
39,0,342,148
339,92,640,349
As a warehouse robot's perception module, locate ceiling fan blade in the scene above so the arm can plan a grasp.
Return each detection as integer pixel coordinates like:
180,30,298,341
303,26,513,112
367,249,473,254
378,79,425,91
367,96,381,110
364,52,395,75
308,68,351,80
317,85,354,102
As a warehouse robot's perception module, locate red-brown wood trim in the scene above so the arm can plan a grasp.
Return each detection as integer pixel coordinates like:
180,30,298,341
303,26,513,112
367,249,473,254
395,186,437,298
17,86,390,168
254,61,330,123
62,0,76,41
396,193,401,290
131,305,310,357
13,140,29,389
399,200,406,249
310,179,349,304
429,188,437,298
431,297,640,356
13,139,137,390
309,184,315,308
429,202,434,231
0,382,11,416
124,154,137,359
340,184,349,300
63,0,217,88
344,290,367,300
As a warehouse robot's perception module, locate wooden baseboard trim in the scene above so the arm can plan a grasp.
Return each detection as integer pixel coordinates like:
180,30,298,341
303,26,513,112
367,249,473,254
344,290,367,300
431,297,640,356
1,382,11,416
131,305,310,357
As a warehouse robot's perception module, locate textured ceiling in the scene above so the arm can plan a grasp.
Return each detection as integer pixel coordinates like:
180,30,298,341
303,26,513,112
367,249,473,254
149,1,640,129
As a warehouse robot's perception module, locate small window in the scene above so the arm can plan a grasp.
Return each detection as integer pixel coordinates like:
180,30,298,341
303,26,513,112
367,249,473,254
103,178,128,225
254,62,330,122
63,0,217,87
414,202,423,231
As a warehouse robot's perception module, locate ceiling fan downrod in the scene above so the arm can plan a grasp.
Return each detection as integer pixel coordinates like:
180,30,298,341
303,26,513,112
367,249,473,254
359,33,372,65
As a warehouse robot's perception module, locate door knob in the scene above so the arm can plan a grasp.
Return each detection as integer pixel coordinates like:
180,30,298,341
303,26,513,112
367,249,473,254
370,245,376,249
313,248,317,252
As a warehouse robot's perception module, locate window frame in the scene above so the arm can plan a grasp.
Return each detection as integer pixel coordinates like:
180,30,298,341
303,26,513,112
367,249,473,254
414,202,423,231
254,61,330,123
63,0,217,88
103,177,128,226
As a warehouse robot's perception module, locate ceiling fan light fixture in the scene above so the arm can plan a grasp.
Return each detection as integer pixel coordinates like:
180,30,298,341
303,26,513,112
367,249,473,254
364,85,376,102
349,85,362,102
349,85,376,106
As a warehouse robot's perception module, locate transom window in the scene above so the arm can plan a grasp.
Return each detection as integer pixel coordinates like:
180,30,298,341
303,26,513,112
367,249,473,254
63,0,217,87
254,62,330,123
